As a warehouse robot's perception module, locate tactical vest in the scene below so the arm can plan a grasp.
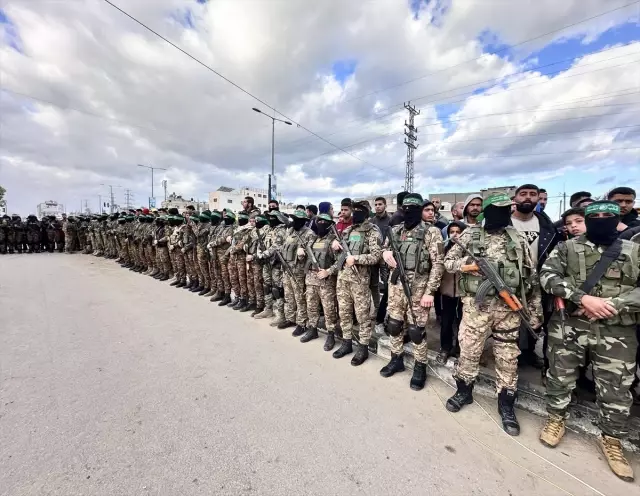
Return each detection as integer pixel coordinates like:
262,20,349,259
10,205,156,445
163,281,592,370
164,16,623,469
309,237,334,270
392,224,431,274
459,226,525,298
345,223,373,256
282,230,298,263
566,237,639,326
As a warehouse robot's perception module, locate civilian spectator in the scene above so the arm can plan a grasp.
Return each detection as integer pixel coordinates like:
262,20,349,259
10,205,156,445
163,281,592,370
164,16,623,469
442,201,466,239
561,208,586,238
569,191,591,207
268,199,279,211
371,197,391,238
576,197,594,208
390,191,408,226
537,189,548,212
437,221,466,364
336,198,353,234
432,197,442,221
510,196,516,214
306,204,318,233
242,196,255,213
422,200,436,223
462,194,482,225
607,186,640,230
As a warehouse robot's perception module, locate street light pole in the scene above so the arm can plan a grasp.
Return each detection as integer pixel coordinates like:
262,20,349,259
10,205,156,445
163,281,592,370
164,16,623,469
138,164,167,208
252,108,292,201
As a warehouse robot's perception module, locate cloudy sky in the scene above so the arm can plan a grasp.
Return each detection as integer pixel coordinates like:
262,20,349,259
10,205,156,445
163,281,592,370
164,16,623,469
1,0,639,217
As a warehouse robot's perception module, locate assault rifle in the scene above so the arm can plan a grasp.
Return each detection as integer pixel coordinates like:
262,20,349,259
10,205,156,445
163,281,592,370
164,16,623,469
387,227,417,325
451,236,538,339
330,225,360,279
294,231,319,271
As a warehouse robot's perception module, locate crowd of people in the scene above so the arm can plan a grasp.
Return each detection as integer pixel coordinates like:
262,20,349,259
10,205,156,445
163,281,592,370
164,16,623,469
2,185,640,482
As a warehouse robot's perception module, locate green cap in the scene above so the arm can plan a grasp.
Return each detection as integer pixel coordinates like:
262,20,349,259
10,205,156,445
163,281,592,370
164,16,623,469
291,209,307,219
317,213,334,223
483,193,512,209
238,212,249,220
225,210,236,220
210,210,222,219
585,201,620,217
191,216,200,223
402,193,424,207
199,213,211,222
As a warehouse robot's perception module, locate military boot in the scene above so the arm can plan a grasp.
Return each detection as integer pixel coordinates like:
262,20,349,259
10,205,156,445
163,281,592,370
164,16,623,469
380,353,405,378
320,332,334,351
292,325,306,337
170,279,180,287
599,434,635,482
498,389,520,436
251,305,264,317
254,307,274,319
218,293,231,306
539,414,566,448
176,280,186,288
351,343,368,366
277,320,295,330
198,287,209,296
233,298,247,310
189,281,201,292
240,302,256,313
193,284,205,293
300,326,318,343
204,288,216,297
333,339,353,359
210,291,224,302
446,380,474,412
270,310,286,327
410,362,427,391
227,296,238,307
159,274,170,282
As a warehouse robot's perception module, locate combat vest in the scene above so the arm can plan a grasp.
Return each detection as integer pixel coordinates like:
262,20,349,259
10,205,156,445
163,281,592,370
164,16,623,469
345,222,374,256
282,229,300,263
392,223,431,274
565,237,639,326
459,226,526,298
308,236,335,271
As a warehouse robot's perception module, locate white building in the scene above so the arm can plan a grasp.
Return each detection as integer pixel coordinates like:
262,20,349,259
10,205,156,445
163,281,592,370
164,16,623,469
161,193,208,213
37,200,65,218
208,186,282,213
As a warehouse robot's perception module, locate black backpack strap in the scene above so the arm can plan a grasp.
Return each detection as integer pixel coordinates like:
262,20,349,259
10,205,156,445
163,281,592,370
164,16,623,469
579,239,623,295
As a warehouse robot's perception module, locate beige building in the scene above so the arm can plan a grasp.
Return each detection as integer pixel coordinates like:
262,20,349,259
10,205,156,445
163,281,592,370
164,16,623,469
161,193,208,213
208,186,283,213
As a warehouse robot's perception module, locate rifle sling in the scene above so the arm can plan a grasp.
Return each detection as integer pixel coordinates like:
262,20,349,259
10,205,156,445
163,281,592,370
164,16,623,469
579,239,623,295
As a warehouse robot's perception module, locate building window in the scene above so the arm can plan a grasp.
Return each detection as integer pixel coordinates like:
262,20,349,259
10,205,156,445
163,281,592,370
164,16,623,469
227,199,233,204
213,198,217,202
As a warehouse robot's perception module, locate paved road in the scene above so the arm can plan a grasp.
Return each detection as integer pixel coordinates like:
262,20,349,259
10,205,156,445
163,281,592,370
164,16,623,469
0,254,637,495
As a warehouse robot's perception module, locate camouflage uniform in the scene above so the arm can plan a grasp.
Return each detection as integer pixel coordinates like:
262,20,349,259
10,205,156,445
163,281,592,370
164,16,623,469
246,224,265,309
385,221,444,364
207,216,224,296
181,222,197,285
305,228,338,331
0,216,8,254
154,220,172,278
231,221,252,302
25,216,40,253
62,219,76,253
214,218,236,299
281,224,317,326
444,226,542,391
331,219,382,345
260,221,288,319
196,218,211,290
540,235,640,438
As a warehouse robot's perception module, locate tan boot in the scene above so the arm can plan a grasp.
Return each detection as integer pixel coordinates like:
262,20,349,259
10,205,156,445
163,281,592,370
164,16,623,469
254,307,274,319
539,414,565,448
599,434,634,482
270,310,285,327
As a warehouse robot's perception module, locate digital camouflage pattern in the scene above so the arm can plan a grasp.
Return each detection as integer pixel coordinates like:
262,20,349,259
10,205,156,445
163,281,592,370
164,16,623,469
283,225,317,326
305,231,338,331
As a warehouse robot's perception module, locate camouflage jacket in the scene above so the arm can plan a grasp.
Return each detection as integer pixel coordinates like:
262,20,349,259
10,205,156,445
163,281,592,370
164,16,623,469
281,226,317,270
328,220,382,280
181,224,196,251
230,224,252,254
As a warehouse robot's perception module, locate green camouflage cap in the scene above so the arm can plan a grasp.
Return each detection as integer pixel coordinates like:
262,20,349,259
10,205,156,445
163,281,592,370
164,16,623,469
585,200,620,217
237,212,250,220
224,209,236,220
210,210,222,219
483,193,511,209
316,213,334,223
199,212,211,221
191,215,200,223
402,193,424,207
291,209,307,219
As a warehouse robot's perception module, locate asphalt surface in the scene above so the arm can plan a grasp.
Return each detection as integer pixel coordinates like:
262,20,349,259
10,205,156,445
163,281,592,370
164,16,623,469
1,253,638,496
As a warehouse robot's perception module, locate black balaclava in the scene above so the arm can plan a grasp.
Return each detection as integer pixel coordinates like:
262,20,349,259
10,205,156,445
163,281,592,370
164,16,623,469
292,217,306,231
585,201,620,246
404,205,422,229
223,216,234,226
268,204,279,212
211,216,221,226
352,209,367,225
316,221,331,237
238,217,249,226
268,216,280,227
483,205,512,232
256,218,268,230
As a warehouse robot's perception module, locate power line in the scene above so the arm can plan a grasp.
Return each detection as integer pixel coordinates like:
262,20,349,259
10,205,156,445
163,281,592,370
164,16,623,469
342,0,640,103
101,0,389,174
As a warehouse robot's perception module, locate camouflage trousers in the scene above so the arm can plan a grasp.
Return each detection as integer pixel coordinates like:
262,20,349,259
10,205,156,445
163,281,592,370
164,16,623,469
137,242,145,265
337,272,373,344
387,273,431,364
247,260,264,306
144,244,155,269
128,243,137,264
209,254,222,293
156,246,171,275
228,253,240,297
272,265,284,314
546,317,637,438
305,273,338,331
454,297,521,391
284,270,307,326
184,250,198,281
172,248,186,282
197,247,210,288
262,263,274,309
235,253,248,299
217,248,232,295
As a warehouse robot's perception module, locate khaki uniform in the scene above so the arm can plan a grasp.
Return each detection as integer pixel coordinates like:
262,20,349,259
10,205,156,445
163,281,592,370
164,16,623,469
281,226,317,326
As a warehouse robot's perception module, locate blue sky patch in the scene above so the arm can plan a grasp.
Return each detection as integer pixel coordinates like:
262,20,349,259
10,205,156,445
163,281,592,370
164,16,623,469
170,8,195,29
0,8,23,53
332,59,357,85
477,29,512,59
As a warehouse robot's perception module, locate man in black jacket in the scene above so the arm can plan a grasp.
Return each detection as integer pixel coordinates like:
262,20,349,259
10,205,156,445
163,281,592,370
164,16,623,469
608,187,640,231
389,191,408,227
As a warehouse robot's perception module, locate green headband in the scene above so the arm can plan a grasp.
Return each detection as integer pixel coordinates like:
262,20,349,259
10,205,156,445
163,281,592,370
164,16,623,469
483,193,511,209
585,201,620,217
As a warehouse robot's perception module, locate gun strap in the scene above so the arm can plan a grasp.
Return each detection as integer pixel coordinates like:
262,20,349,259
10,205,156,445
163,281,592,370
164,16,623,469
505,227,528,311
579,239,623,295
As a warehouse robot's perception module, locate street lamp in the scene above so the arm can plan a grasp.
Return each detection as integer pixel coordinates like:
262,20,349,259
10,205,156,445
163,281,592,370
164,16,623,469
137,164,167,208
252,107,292,201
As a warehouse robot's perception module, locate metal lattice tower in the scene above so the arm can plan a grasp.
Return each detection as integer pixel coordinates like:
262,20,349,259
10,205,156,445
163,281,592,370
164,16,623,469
124,189,135,209
403,102,420,193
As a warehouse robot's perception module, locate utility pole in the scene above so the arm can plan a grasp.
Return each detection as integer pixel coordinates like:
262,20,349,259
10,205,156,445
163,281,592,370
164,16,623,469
101,184,121,214
124,189,134,209
252,107,292,201
98,195,102,214
161,180,168,201
138,164,167,208
403,101,420,193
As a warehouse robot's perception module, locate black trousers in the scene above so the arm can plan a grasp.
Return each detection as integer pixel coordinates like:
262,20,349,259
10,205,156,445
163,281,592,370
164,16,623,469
440,295,462,351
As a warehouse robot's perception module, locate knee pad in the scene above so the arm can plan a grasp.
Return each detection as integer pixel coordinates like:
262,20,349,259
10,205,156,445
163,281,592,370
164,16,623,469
264,284,272,296
408,324,426,345
386,317,404,337
272,286,285,300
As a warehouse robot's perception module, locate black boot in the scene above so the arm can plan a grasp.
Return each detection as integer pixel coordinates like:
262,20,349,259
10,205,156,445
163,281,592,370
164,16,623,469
198,287,209,296
240,302,256,313
227,297,238,307
332,339,353,359
498,389,520,436
446,380,474,412
233,298,247,310
176,281,186,288
251,306,264,317
183,280,193,289
292,325,306,337
380,353,405,378
218,294,231,306
190,284,203,293
351,343,369,366
410,362,427,391
300,326,318,343
211,292,224,302
323,332,335,351
277,320,295,330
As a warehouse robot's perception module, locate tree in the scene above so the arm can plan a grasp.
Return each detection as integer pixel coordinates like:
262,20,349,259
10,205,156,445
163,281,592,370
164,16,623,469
0,185,5,204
